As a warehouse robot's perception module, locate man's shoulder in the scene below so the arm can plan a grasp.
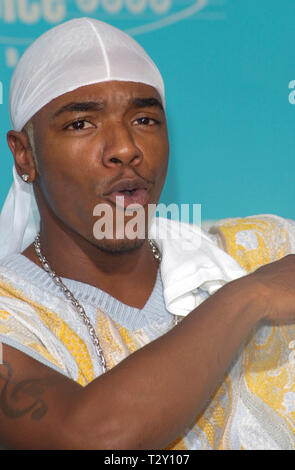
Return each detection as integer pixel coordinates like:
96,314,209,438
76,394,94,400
209,213,295,273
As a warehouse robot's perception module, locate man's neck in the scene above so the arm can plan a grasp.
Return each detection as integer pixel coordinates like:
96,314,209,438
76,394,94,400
22,226,159,309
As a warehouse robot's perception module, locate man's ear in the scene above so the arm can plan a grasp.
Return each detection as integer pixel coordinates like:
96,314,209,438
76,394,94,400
6,130,37,183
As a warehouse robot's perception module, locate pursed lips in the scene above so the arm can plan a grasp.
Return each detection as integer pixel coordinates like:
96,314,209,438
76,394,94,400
103,178,150,208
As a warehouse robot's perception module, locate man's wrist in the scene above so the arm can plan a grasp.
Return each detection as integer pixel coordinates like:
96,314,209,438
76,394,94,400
222,276,269,325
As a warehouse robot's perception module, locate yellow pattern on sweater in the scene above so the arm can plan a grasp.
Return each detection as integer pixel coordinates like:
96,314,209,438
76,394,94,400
210,215,295,449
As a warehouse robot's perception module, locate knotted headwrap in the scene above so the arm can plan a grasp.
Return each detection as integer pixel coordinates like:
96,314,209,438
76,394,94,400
0,17,165,260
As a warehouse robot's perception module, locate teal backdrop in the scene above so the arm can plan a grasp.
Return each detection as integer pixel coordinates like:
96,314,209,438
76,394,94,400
0,0,295,222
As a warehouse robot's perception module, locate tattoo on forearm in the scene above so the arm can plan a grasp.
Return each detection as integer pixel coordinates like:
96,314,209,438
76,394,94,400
0,362,49,420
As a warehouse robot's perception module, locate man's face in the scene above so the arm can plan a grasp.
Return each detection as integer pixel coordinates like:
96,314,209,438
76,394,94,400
31,81,169,252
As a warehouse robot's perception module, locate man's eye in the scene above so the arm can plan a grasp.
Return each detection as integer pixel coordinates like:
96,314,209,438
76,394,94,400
65,120,93,130
134,117,158,126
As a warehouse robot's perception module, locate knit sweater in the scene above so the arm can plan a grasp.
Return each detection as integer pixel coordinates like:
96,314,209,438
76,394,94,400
0,252,181,373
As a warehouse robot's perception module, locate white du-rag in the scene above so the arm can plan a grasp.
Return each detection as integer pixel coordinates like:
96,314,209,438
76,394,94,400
0,17,246,316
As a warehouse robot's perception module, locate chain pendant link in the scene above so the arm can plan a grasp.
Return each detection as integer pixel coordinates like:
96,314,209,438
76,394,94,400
34,234,108,373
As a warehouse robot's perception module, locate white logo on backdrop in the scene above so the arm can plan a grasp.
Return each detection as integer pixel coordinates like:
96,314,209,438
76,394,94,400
127,0,207,35
0,0,209,43
77,0,173,16
0,0,226,68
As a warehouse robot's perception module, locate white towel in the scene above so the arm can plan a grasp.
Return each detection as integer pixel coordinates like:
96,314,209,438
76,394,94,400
150,217,247,316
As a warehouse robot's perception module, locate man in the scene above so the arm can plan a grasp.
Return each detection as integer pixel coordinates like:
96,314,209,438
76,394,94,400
0,17,295,450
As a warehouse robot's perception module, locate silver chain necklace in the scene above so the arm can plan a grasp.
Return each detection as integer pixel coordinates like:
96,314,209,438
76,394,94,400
33,234,177,374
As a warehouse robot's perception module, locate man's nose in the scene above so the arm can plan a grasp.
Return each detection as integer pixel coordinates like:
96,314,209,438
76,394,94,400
102,123,143,168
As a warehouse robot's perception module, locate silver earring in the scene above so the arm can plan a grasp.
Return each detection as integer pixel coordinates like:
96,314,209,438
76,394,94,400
21,174,30,183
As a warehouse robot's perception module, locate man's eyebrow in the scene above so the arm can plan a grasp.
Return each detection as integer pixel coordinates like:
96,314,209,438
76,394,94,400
51,97,163,121
132,97,164,111
51,101,104,120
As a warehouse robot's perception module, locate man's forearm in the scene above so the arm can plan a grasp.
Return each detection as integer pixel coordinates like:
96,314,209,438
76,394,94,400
65,277,263,449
